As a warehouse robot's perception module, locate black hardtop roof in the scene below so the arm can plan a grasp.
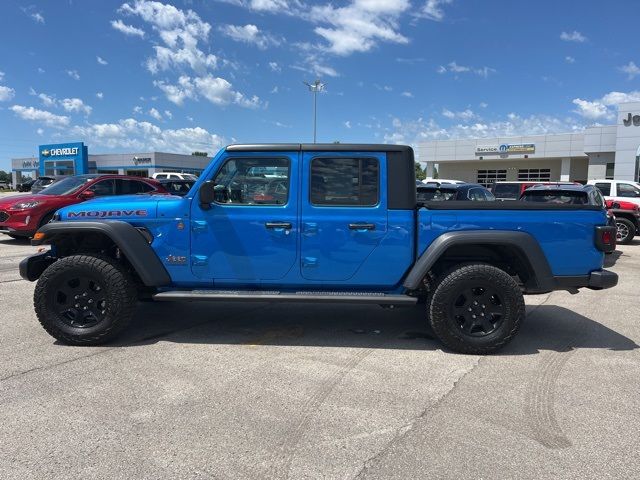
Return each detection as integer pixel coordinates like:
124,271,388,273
418,182,485,190
225,143,412,153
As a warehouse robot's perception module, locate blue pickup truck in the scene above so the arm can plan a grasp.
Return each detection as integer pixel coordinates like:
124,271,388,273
20,144,618,353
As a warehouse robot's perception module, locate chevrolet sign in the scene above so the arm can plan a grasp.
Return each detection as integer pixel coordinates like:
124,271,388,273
41,147,79,157
475,143,535,155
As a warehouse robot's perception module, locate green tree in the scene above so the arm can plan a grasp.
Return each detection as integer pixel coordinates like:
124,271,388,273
414,162,426,181
0,170,11,183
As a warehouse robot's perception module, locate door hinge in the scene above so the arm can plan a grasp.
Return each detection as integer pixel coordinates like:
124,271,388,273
192,220,208,232
191,255,209,266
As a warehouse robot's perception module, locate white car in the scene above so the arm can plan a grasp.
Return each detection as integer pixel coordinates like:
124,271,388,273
152,172,198,181
587,179,640,206
422,178,466,186
0,181,11,190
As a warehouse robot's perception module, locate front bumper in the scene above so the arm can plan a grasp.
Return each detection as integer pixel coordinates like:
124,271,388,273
554,269,618,291
19,252,56,281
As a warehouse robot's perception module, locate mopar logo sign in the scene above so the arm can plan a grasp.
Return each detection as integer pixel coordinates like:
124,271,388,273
476,143,535,155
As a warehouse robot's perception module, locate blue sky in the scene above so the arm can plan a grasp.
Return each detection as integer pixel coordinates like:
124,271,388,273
1,0,640,171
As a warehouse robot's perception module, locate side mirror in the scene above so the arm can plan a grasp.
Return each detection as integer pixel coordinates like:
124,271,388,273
79,190,95,200
199,180,216,209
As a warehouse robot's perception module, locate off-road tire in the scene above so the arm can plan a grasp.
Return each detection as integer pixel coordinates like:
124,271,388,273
34,255,137,345
615,218,635,245
428,264,525,354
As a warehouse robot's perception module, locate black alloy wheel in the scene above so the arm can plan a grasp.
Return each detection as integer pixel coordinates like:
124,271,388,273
52,274,107,329
450,285,505,337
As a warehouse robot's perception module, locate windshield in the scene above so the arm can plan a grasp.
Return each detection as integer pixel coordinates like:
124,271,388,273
521,191,588,204
38,176,94,195
417,188,457,201
493,183,521,199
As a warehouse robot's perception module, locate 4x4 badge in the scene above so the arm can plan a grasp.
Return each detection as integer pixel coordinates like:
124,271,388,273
166,255,187,265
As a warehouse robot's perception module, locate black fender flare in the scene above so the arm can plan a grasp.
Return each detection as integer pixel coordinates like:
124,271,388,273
33,221,171,287
402,230,555,293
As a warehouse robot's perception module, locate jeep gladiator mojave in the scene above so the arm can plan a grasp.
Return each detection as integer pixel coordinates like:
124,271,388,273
20,144,618,354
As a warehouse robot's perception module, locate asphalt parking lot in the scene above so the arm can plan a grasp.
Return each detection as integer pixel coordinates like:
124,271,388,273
1,205,639,479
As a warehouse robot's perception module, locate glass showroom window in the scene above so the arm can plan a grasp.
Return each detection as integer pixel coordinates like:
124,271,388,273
476,169,506,188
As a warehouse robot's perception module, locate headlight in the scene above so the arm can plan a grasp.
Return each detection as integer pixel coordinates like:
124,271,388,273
10,201,42,210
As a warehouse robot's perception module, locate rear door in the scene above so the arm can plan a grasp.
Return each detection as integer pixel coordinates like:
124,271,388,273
300,151,387,281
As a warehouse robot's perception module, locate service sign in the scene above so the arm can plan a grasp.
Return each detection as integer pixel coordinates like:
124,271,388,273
475,143,535,155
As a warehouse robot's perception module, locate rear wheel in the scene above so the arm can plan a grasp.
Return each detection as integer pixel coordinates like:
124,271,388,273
615,218,635,245
34,255,137,345
428,264,525,354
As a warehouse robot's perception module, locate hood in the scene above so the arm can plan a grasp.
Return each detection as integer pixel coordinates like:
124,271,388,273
56,194,180,221
0,193,47,207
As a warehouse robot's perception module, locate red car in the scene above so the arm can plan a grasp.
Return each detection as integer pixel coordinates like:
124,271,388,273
0,174,166,239
606,199,640,244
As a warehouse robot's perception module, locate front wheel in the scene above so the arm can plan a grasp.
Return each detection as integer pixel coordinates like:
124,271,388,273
34,255,137,345
428,264,525,354
615,218,635,245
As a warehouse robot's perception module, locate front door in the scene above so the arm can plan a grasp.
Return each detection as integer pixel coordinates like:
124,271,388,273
300,152,388,281
191,152,298,282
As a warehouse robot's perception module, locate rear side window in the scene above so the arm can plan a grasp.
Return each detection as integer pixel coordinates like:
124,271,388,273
492,183,520,199
116,179,154,194
87,179,116,196
594,183,611,196
155,174,167,180
521,191,588,204
417,188,456,201
311,158,379,206
617,183,640,198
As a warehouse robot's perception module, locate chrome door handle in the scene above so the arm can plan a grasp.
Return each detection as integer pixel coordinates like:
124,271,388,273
265,222,292,229
348,223,375,231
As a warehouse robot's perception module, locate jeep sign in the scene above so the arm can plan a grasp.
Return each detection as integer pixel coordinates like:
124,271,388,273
622,113,640,127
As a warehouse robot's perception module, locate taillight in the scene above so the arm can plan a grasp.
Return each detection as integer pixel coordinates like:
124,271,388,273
595,225,616,252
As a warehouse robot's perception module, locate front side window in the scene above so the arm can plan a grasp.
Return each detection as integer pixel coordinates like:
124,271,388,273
595,182,611,196
87,179,116,196
617,183,640,198
116,179,154,195
311,158,379,206
212,157,290,205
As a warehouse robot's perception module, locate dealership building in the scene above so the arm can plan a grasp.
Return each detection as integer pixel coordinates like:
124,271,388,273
417,101,640,187
10,142,210,186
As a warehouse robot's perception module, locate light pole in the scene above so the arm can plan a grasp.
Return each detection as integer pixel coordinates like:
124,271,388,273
304,79,325,143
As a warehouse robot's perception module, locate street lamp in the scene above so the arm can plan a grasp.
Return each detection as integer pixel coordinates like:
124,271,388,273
304,79,325,143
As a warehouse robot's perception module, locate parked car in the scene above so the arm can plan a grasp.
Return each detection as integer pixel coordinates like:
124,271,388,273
23,143,617,353
0,174,167,239
606,199,640,244
152,172,198,181
422,178,465,186
492,181,578,201
0,181,11,190
158,178,195,196
588,179,640,207
30,176,63,194
417,183,495,202
16,178,36,192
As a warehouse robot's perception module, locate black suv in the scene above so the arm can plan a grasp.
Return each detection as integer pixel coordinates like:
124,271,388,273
417,183,495,202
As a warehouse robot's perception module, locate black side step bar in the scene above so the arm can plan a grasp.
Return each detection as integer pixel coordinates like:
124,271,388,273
153,290,417,306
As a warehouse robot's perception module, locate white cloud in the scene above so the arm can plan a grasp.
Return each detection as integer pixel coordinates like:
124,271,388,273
270,86,279,94
0,85,15,102
220,24,280,49
437,61,495,78
344,120,352,128
133,105,143,114
560,30,587,43
572,91,640,120
36,128,44,135
565,56,576,64
10,105,70,127
29,88,58,108
249,0,294,12
29,12,44,25
37,67,45,74
417,0,453,21
96,92,104,99
111,19,146,37
154,74,263,108
479,102,488,108
61,98,92,115
385,114,584,146
401,91,413,98
0,71,4,81
441,108,476,121
69,118,225,152
97,56,108,65
308,0,410,56
148,107,163,120
268,61,281,72
66,69,80,80
619,61,640,80
118,0,216,74
164,109,172,119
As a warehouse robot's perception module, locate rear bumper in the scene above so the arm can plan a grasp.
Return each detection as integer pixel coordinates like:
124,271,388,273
554,269,618,291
